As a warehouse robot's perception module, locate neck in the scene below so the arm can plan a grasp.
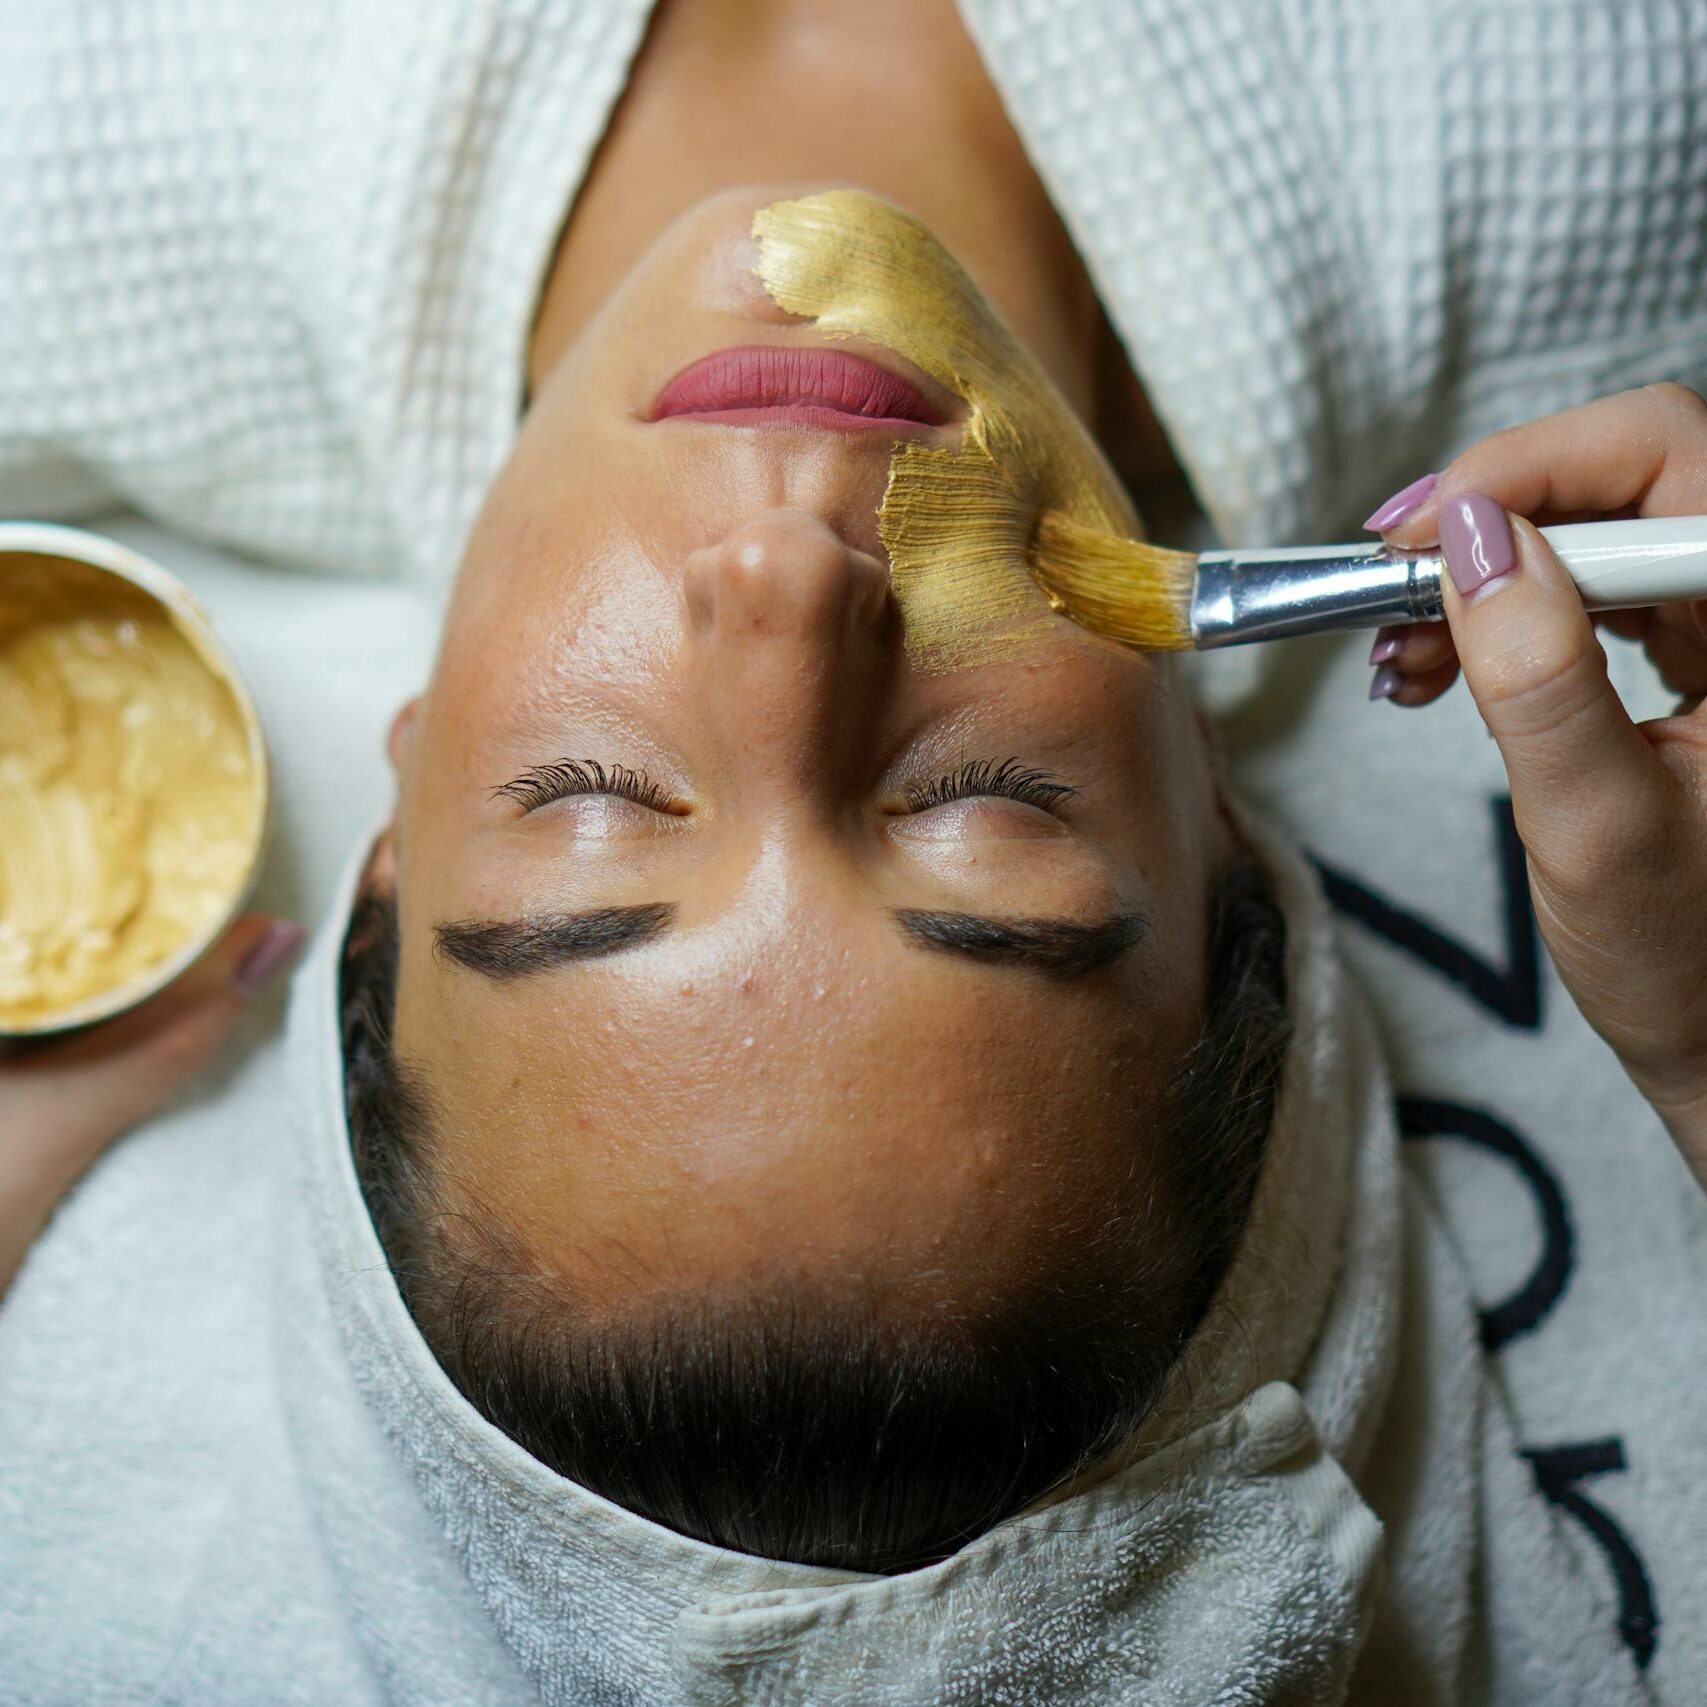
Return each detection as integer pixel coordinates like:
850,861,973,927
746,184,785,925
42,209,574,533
526,0,1101,416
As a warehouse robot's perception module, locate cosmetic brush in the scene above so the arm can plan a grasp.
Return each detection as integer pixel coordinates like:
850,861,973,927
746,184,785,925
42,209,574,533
1029,512,1707,650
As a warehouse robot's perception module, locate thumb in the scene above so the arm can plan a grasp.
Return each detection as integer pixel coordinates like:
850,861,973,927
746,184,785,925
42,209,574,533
8,914,305,1166
1439,493,1665,888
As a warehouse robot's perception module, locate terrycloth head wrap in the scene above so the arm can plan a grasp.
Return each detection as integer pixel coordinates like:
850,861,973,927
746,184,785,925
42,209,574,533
276,809,1424,1706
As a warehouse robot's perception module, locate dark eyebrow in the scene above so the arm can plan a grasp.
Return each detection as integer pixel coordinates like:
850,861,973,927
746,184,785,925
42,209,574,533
891,909,1148,977
434,904,674,979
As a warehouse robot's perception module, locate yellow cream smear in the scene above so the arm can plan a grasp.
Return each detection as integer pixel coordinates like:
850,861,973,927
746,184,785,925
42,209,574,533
753,189,1139,670
0,554,260,1028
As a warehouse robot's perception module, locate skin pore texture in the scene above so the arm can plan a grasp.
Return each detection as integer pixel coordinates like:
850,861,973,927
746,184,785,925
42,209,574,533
0,554,261,1030
381,0,1231,1325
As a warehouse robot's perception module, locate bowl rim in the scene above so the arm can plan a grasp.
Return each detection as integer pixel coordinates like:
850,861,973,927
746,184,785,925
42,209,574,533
0,520,272,1039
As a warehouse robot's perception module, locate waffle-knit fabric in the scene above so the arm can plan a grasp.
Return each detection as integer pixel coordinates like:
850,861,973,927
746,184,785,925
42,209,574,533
0,0,654,576
3,0,1704,576
964,0,1707,546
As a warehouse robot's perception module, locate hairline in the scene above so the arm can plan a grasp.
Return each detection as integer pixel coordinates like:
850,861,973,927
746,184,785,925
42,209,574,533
340,854,1289,1569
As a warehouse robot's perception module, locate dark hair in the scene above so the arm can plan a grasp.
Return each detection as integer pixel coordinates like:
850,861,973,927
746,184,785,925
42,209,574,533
341,858,1289,1573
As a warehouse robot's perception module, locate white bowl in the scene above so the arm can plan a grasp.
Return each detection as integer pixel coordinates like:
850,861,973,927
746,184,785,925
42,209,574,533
0,522,271,1039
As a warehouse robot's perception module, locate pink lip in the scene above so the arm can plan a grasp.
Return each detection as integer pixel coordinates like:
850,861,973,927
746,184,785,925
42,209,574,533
650,345,948,432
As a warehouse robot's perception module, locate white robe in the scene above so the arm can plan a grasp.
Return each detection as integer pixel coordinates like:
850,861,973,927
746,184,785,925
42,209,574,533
3,2,1705,1699
7,0,1707,578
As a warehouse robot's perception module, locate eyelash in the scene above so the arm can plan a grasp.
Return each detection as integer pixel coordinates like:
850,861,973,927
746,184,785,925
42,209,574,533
494,759,678,814
902,756,1077,814
495,755,1076,816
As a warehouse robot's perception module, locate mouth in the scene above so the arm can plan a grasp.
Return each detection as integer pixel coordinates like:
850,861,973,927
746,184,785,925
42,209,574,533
649,345,952,434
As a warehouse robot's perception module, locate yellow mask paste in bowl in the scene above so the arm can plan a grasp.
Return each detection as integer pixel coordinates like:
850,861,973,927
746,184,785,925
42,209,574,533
0,526,268,1036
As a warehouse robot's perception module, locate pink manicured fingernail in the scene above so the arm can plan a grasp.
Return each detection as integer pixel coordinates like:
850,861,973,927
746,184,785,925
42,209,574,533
1362,472,1438,532
1438,492,1515,596
1368,630,1402,666
236,921,306,994
1368,664,1402,702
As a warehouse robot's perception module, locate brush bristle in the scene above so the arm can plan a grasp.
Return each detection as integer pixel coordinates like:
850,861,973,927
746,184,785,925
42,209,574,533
1028,511,1195,650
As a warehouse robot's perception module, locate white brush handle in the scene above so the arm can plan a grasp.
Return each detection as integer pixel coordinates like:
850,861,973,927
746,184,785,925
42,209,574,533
1192,517,1707,647
1540,516,1707,608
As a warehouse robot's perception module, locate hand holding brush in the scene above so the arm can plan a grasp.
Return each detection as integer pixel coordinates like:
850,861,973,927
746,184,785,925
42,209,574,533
1215,384,1707,1187
1364,385,1707,712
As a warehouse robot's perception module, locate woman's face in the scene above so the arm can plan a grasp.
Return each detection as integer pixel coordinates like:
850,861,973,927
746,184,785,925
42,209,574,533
389,186,1230,1309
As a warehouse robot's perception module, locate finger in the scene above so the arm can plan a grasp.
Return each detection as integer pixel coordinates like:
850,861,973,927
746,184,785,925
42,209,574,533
7,915,305,1167
1382,383,1707,548
1438,496,1666,884
1368,621,1457,678
1605,598,1707,647
1370,655,1460,708
1642,621,1707,700
1653,598,1707,647
1594,609,1650,643
1597,603,1707,696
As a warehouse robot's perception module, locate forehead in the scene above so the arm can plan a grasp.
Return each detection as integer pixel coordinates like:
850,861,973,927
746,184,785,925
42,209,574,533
408,881,1175,1109
396,895,1195,1286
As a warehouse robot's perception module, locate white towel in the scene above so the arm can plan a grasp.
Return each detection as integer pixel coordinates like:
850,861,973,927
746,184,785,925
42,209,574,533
285,808,1402,1706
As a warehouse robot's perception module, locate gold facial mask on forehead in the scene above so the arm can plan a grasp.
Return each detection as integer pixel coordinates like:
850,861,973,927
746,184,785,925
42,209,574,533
753,189,1138,670
0,554,263,1029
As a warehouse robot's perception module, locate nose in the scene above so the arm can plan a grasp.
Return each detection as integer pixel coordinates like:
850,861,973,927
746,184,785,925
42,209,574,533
683,507,897,796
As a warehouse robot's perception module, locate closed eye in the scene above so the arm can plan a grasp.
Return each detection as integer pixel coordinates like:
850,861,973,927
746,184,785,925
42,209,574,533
493,759,685,815
900,756,1077,817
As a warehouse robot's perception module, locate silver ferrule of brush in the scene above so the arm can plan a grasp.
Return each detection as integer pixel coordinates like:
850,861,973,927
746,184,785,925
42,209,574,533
1190,545,1447,648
